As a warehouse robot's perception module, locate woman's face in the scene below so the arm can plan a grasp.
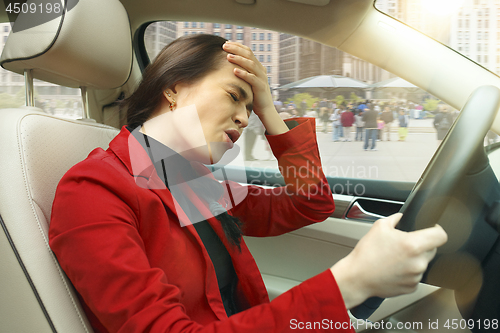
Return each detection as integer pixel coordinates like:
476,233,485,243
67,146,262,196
162,59,253,164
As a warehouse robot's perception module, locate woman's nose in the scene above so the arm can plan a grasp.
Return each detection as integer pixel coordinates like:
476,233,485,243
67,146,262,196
234,109,249,128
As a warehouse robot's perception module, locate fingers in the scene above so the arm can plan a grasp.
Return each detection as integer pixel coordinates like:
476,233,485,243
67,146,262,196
381,212,403,228
378,213,448,252
222,42,266,77
228,54,262,77
223,41,253,57
221,41,278,119
374,214,446,273
231,67,260,88
407,224,448,252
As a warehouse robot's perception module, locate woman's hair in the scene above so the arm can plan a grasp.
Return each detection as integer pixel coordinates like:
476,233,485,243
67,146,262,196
123,34,228,129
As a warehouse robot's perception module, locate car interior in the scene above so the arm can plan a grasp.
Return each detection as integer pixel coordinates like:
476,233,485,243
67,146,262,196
1,0,500,332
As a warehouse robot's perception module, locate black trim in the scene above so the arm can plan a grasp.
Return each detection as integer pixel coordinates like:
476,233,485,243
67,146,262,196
0,213,57,333
133,22,153,72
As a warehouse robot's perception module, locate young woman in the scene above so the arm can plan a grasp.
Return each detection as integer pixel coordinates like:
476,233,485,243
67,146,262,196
49,34,447,332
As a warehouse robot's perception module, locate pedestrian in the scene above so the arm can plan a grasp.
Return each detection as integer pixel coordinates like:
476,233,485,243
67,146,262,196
354,110,365,141
380,106,394,141
341,107,355,141
244,112,264,160
415,103,423,119
331,107,342,141
433,105,453,141
362,106,378,150
398,109,409,141
300,99,307,117
357,100,367,112
319,98,330,133
377,117,384,141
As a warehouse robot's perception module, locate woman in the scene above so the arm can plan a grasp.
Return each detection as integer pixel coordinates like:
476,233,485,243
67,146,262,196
49,35,446,332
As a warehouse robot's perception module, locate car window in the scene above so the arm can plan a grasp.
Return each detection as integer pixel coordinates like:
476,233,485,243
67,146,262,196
375,0,500,76
0,23,82,119
142,21,468,183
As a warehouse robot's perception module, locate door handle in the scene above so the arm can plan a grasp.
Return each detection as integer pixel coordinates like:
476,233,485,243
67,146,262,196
346,201,387,221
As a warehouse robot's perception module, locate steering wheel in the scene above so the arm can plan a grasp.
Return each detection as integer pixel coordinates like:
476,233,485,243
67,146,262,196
352,85,500,324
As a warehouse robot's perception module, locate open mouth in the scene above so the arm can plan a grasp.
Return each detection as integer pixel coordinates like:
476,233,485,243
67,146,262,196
225,129,240,143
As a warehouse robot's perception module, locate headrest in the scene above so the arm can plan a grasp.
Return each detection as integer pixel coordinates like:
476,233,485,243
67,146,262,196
0,0,132,89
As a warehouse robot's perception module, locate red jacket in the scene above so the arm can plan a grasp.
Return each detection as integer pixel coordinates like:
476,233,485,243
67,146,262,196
49,118,354,332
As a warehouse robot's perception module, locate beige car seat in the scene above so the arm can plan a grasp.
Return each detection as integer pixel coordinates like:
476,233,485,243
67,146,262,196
0,0,132,331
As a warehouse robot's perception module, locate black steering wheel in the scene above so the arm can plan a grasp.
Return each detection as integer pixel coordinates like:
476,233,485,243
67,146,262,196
352,86,500,326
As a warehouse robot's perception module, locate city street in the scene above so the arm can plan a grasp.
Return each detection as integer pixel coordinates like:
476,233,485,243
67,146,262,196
232,118,441,183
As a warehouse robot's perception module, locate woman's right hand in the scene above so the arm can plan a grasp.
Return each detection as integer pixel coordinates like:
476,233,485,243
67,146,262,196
330,213,448,309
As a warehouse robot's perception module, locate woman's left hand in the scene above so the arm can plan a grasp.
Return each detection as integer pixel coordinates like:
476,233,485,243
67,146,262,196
223,42,289,136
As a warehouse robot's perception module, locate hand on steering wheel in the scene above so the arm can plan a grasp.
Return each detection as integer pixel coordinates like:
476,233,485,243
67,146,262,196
349,85,500,319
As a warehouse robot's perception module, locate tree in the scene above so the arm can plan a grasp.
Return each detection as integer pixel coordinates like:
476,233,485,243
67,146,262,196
334,95,344,106
349,92,363,104
0,88,25,109
286,93,318,110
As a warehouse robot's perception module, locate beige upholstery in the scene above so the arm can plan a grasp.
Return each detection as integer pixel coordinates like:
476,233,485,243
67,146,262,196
0,108,119,332
0,0,132,89
0,0,132,331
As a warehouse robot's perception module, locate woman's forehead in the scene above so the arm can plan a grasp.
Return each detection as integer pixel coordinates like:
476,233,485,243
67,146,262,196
207,62,252,98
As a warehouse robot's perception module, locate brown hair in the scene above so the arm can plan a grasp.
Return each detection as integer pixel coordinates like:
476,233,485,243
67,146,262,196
123,34,228,128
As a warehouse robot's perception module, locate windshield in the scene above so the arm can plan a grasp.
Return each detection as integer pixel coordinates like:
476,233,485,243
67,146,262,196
142,21,464,183
375,0,500,76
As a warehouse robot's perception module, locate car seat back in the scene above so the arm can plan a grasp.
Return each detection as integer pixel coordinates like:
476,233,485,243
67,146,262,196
0,108,119,332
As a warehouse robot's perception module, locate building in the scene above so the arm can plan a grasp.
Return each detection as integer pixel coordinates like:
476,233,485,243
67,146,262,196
176,22,280,89
144,21,177,61
0,23,22,95
449,0,500,75
278,34,387,99
377,0,500,75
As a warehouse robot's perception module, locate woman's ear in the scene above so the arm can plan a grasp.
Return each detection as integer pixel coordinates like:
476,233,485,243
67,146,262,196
163,89,176,104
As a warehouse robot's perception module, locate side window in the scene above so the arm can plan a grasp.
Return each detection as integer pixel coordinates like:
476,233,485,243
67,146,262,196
143,21,458,183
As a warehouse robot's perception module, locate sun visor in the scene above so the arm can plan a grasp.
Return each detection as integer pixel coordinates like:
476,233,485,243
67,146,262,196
0,0,133,89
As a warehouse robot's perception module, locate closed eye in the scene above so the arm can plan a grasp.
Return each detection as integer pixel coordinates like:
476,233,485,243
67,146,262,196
229,92,239,102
